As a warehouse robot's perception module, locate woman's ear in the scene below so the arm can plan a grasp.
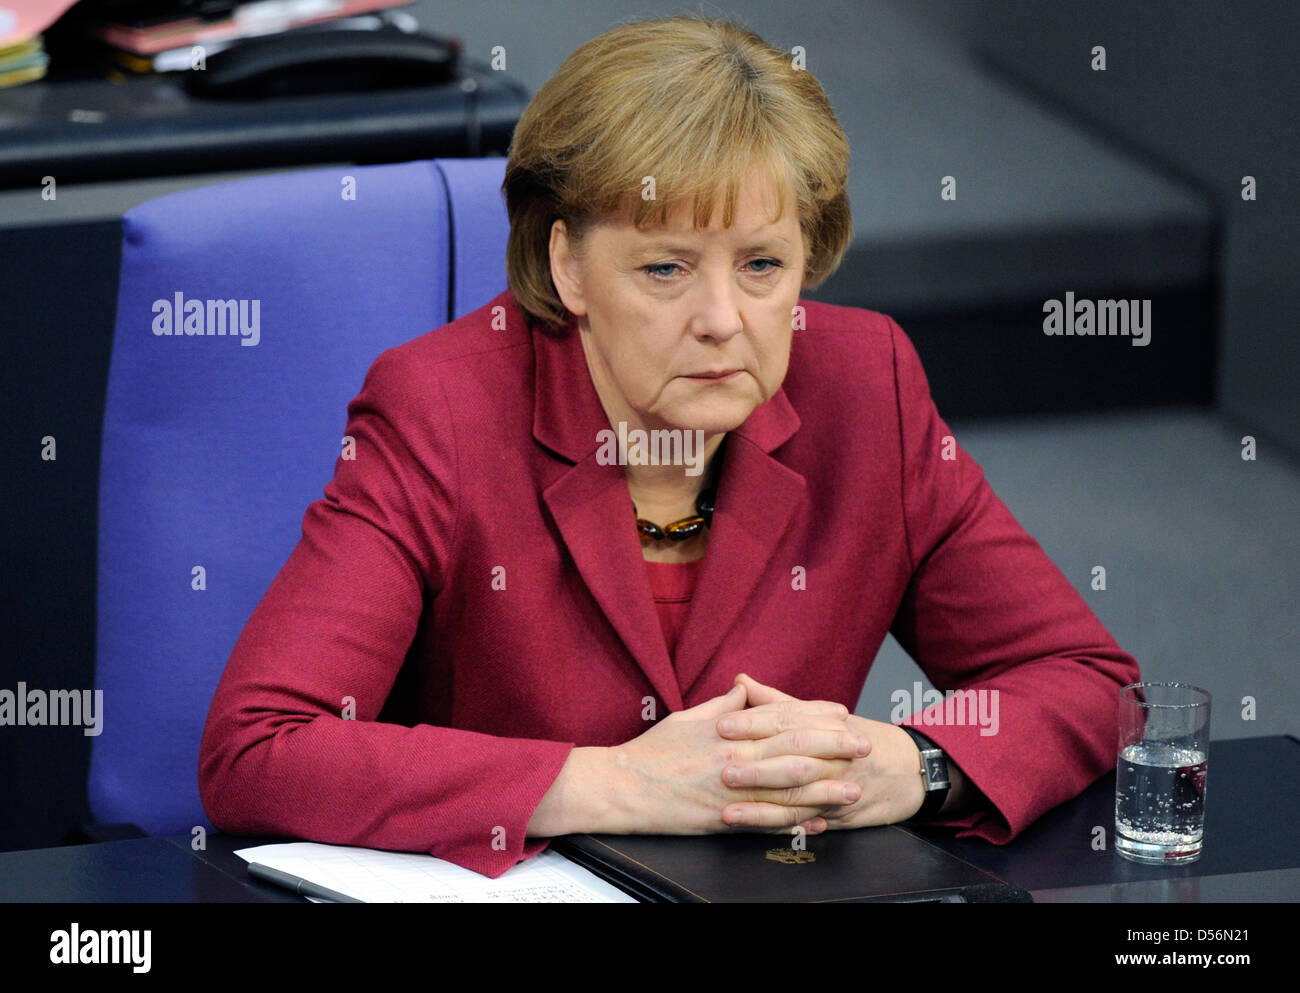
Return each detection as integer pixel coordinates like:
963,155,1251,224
548,219,588,318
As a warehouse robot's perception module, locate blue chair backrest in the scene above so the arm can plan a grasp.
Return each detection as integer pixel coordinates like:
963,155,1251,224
92,157,509,834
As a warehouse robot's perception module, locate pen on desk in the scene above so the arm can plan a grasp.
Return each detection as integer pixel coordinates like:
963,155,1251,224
246,862,364,903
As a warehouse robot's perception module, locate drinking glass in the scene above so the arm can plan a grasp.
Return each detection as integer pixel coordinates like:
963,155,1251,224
1115,682,1210,864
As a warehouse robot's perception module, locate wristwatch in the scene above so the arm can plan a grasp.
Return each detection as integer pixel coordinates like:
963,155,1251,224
898,725,951,818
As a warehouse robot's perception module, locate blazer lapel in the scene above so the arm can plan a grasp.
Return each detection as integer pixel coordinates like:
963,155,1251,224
670,424,804,698
532,310,683,711
529,298,804,712
541,455,684,712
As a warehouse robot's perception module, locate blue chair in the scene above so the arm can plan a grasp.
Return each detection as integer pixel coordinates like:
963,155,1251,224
89,157,509,837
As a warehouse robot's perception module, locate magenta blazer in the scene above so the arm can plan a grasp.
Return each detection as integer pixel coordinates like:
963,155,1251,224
198,289,1140,877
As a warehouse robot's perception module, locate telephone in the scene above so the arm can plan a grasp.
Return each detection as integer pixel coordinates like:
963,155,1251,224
184,26,459,99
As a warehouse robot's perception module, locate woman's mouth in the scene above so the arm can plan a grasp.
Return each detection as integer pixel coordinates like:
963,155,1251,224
684,369,743,382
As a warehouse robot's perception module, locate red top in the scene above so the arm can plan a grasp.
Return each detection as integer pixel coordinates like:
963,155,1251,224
644,557,704,664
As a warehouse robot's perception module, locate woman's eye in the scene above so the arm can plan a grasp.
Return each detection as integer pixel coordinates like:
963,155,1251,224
644,259,782,279
645,263,682,279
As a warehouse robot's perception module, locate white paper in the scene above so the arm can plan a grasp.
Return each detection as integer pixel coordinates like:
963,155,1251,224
236,842,637,903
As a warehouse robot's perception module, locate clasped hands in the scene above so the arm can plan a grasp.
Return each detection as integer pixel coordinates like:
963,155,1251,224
611,672,928,837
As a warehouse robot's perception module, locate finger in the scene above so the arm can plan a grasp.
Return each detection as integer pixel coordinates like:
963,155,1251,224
718,717,859,747
759,818,827,837
787,817,830,836
676,683,747,720
751,782,860,812
735,675,850,717
717,696,847,738
721,801,841,829
734,672,795,706
724,758,862,798
732,730,870,769
722,712,863,743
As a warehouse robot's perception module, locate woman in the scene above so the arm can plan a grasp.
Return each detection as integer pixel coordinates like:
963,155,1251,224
198,15,1140,879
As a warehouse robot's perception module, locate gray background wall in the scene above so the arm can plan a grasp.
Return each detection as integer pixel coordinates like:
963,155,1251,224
889,0,1299,458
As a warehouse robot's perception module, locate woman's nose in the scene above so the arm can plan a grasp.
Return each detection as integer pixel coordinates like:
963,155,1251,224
689,273,745,340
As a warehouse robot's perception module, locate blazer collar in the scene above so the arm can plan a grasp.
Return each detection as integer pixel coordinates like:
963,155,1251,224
526,296,806,708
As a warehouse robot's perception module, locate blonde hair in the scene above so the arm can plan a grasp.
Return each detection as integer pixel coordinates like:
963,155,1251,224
503,14,852,334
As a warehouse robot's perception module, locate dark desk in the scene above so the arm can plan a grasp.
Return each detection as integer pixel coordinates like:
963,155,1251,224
0,735,1294,902
0,62,526,189
918,734,1300,901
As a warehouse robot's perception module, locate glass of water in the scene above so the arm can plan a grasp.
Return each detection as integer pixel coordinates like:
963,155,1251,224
1115,682,1210,864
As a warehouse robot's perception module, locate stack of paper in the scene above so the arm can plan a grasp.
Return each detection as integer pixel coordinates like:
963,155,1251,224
0,35,48,87
236,842,637,903
0,0,76,84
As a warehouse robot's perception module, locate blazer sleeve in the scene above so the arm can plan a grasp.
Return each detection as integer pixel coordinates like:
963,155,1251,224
883,316,1141,843
197,346,575,878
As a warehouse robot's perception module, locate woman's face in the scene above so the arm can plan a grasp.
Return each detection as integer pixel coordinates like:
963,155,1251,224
549,162,806,440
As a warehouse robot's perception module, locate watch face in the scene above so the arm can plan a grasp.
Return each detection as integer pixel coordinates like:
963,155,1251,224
923,754,950,789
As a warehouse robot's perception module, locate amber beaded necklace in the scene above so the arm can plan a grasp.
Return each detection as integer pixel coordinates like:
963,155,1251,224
632,437,724,542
